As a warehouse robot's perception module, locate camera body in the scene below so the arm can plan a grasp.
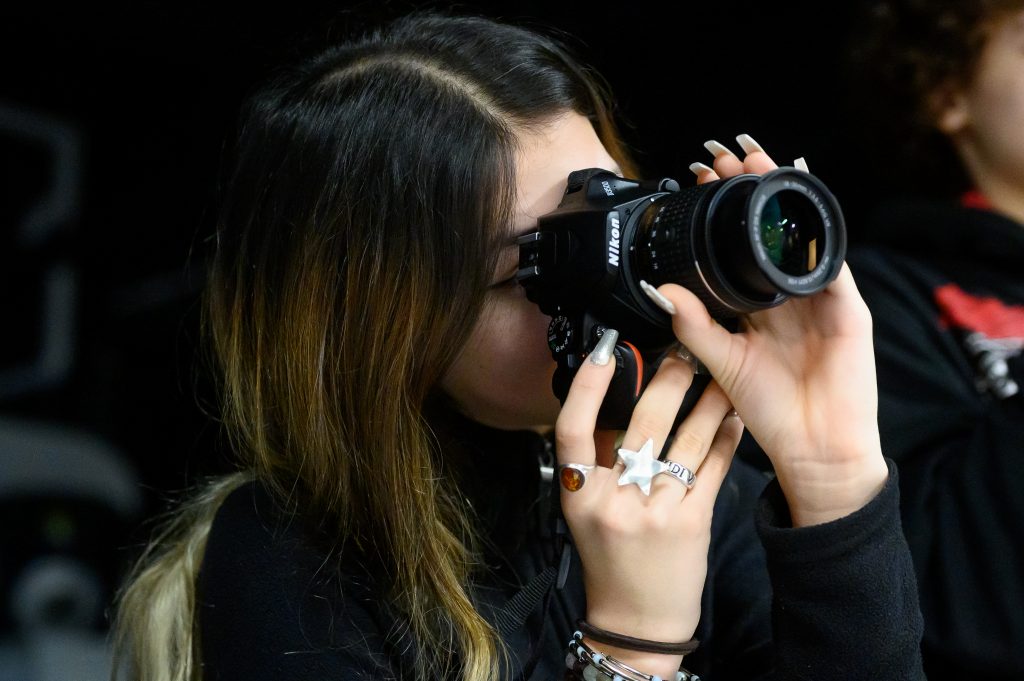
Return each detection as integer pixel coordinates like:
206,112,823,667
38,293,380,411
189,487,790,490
516,166,845,430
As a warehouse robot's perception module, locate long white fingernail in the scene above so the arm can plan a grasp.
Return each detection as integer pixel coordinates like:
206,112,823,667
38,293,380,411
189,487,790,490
736,133,764,154
688,162,713,176
639,280,677,314
588,328,619,366
703,139,732,158
794,157,810,172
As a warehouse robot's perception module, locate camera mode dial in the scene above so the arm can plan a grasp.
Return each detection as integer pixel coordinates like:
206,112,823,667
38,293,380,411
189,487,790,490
547,316,574,360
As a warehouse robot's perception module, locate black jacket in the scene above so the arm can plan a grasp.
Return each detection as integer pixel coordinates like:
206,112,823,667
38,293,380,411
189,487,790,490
847,197,1024,681
197,414,924,680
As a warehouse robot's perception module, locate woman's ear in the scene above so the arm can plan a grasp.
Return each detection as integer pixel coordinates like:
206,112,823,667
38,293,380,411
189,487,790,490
929,81,971,136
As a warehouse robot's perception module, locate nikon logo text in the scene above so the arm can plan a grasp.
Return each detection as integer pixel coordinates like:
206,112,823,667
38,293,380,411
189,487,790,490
608,215,621,266
601,180,615,196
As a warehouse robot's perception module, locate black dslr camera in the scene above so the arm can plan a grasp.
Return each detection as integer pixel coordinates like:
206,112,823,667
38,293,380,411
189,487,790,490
516,167,846,430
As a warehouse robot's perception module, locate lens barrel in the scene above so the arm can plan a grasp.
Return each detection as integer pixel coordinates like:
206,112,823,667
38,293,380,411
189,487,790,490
633,168,846,318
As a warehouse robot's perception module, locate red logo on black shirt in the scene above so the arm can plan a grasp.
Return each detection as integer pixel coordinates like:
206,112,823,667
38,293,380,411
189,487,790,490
935,284,1023,399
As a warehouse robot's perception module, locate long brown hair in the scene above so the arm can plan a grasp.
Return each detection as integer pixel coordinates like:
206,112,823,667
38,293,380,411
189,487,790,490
112,9,636,681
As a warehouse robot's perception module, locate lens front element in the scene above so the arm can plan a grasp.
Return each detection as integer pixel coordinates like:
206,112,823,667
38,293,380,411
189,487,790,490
759,190,825,276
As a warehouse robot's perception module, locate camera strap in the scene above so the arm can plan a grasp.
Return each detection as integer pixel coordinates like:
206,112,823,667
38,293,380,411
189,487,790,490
494,438,572,680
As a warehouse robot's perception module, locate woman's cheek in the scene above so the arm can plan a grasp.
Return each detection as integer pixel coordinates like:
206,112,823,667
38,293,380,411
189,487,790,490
495,296,560,408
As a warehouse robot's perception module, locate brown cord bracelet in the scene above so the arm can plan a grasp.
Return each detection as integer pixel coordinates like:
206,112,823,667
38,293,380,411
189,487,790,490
577,619,700,656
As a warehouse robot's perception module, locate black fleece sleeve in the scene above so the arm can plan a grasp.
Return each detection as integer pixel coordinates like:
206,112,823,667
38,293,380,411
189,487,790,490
755,459,925,681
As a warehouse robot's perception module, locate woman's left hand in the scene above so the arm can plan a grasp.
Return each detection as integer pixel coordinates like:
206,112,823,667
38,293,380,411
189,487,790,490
668,135,889,527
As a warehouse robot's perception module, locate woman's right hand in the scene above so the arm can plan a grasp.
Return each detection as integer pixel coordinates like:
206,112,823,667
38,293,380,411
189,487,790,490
555,330,745,677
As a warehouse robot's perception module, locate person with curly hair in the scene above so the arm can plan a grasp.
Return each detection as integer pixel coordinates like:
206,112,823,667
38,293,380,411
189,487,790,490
846,2,1024,680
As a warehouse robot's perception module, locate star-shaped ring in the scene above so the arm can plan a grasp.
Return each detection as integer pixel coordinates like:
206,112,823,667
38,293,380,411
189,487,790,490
616,438,667,496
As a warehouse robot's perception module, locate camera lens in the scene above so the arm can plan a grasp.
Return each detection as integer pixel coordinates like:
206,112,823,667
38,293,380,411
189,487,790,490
631,168,845,317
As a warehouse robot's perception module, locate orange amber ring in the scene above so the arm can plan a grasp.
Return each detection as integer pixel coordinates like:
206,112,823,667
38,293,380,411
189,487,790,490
559,463,596,492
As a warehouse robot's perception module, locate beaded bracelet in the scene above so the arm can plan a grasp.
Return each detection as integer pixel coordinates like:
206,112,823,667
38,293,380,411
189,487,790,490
565,631,701,681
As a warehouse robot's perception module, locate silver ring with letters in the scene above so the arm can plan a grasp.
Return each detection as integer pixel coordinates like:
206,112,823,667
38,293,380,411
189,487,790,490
660,459,696,489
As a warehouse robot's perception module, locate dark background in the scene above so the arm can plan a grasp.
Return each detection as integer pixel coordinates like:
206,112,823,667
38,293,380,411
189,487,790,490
0,0,880,663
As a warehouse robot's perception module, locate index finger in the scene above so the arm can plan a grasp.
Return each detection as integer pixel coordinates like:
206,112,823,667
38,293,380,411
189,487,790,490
554,329,619,467
736,133,779,175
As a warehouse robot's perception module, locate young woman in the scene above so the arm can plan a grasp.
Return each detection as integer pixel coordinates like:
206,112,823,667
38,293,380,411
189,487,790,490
847,2,1024,679
114,10,924,681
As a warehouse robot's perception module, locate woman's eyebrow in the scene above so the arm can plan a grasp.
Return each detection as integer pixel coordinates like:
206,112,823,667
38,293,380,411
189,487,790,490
503,165,625,246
